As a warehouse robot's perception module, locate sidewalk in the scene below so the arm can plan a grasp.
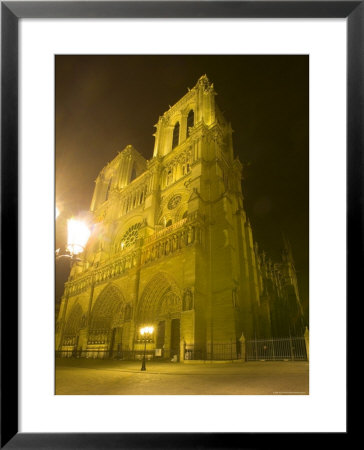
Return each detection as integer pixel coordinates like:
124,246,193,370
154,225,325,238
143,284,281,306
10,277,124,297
56,358,309,395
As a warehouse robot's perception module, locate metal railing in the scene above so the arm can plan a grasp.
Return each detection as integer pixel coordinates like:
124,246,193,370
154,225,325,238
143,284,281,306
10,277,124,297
56,348,157,361
245,336,307,361
184,342,241,361
56,337,308,362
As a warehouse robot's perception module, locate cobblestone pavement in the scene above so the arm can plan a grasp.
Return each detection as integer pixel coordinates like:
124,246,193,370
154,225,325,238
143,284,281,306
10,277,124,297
56,359,309,395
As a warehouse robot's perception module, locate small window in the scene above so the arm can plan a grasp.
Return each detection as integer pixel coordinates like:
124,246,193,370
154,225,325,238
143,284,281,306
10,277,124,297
172,122,180,149
167,169,172,185
186,110,194,137
166,219,172,228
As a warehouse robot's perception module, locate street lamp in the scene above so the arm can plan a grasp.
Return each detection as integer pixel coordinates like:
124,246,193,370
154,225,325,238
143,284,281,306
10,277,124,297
55,217,91,263
140,326,154,371
66,218,91,256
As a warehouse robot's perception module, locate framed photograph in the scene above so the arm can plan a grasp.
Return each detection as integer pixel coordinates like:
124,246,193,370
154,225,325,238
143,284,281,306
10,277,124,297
1,1,355,447
54,54,310,392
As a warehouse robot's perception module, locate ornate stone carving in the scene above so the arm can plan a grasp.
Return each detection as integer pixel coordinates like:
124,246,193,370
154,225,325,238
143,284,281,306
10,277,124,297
168,194,182,210
120,222,142,248
183,288,194,311
80,314,87,329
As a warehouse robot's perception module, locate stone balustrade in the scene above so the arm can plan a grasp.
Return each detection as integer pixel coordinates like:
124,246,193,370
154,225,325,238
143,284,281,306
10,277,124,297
144,218,187,244
64,219,203,297
141,221,201,265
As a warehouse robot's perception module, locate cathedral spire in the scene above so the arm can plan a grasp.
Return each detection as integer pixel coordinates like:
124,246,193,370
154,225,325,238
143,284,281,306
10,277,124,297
195,74,216,95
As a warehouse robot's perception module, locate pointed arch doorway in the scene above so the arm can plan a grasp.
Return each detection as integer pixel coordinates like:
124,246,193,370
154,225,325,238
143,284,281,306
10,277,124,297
88,284,126,357
63,303,83,353
138,273,182,360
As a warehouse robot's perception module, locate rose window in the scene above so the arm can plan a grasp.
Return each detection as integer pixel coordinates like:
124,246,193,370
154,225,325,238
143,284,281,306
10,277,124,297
120,223,142,248
168,194,182,210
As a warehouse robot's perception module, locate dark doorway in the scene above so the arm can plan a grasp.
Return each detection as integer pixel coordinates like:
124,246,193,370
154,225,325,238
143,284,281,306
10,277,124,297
170,318,180,361
73,335,80,357
116,327,123,358
157,321,165,349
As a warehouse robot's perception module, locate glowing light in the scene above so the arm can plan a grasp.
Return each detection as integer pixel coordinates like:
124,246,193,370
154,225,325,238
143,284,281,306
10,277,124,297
140,326,154,336
55,207,60,219
67,218,91,255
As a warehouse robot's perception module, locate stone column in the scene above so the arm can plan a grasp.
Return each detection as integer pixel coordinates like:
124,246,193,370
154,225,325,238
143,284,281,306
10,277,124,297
239,333,246,362
129,321,136,352
304,327,309,361
180,112,188,144
180,339,186,362
84,283,95,349
78,329,88,353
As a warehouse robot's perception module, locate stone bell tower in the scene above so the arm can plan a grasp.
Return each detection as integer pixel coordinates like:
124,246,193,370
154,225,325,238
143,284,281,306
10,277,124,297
152,74,218,158
146,74,263,349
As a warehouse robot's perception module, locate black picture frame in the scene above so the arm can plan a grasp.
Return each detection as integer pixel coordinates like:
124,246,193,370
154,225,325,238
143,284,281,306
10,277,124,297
1,1,356,448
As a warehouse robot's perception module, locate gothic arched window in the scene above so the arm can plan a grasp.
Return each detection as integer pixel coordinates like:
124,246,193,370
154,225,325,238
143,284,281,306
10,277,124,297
172,122,180,149
166,169,172,186
105,178,112,201
186,110,194,137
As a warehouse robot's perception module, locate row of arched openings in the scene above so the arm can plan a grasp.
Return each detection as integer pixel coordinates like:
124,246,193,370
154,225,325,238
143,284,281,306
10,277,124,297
172,110,194,150
63,274,184,347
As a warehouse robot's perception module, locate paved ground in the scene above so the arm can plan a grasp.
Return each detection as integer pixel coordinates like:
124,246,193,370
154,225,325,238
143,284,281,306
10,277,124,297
55,359,309,395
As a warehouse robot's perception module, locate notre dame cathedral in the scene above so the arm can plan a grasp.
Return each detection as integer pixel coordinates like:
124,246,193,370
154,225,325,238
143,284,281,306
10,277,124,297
56,75,306,360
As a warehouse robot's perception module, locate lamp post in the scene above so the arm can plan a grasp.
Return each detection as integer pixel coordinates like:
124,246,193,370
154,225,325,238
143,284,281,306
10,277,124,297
65,218,91,259
55,216,91,264
140,326,154,371
55,213,92,349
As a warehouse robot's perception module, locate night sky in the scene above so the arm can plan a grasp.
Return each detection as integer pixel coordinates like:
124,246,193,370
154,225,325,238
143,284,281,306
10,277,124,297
56,55,309,318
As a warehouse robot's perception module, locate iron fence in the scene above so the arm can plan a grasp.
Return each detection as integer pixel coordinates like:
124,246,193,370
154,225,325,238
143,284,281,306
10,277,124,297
56,336,307,361
55,349,156,361
184,342,241,361
245,336,307,361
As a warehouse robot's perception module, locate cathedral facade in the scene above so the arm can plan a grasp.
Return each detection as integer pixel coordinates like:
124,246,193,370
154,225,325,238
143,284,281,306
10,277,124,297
56,75,305,360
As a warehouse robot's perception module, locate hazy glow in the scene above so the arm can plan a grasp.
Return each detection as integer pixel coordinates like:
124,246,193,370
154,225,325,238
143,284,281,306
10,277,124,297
67,218,91,255
140,326,154,335
55,206,60,219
